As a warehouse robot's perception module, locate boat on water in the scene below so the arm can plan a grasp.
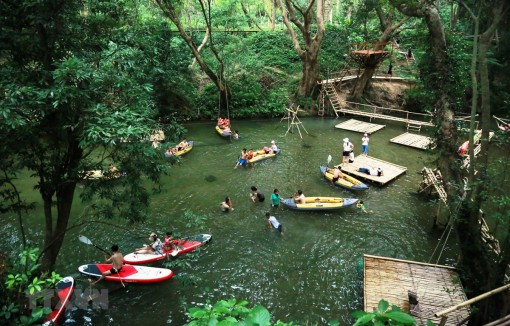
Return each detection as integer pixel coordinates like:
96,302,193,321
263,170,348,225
123,234,212,264
42,276,74,326
281,196,358,211
319,165,368,191
247,148,281,164
78,264,173,283
166,140,194,157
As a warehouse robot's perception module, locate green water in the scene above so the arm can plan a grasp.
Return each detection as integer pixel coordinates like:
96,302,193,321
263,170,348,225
2,118,461,325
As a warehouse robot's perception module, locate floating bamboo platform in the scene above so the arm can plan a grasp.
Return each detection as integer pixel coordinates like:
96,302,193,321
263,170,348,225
334,119,386,134
390,132,435,150
340,155,406,185
364,254,470,326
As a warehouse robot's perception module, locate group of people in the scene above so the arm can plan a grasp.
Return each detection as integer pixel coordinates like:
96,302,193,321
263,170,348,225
164,138,189,157
341,133,384,176
93,231,181,284
235,140,279,168
217,117,231,130
342,133,370,166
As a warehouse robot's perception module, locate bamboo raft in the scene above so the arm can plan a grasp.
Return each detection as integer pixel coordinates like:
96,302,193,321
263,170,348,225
340,155,407,186
364,254,469,326
334,119,386,134
390,132,435,150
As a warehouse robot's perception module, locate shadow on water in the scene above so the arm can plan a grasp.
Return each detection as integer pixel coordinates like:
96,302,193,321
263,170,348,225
2,118,464,325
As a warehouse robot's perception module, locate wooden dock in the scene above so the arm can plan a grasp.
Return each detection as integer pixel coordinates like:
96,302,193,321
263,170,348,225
364,254,469,326
341,155,407,185
390,132,435,150
334,119,386,134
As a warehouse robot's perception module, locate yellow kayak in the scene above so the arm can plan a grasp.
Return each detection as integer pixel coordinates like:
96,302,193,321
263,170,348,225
174,141,194,157
216,125,231,137
247,148,281,163
281,196,358,211
320,166,368,191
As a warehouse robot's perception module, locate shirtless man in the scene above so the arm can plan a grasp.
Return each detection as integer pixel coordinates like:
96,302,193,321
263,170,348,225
93,245,123,284
293,190,306,204
331,165,344,183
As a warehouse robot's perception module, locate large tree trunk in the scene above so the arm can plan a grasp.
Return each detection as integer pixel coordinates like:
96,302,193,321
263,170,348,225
277,0,325,99
155,0,230,109
350,6,408,99
299,51,319,97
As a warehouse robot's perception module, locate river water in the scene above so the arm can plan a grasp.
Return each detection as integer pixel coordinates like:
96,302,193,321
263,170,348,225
3,118,461,325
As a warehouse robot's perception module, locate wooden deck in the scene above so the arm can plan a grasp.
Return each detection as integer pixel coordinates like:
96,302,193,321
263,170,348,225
334,119,386,134
364,254,470,326
341,155,407,186
390,132,435,150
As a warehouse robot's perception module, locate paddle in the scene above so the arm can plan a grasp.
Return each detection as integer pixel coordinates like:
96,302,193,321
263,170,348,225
327,154,332,167
79,235,110,255
78,235,125,288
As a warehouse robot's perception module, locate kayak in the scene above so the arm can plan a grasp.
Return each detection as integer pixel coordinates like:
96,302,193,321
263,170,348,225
173,141,194,157
123,234,212,265
78,264,173,283
320,165,368,191
247,149,281,164
281,196,359,211
216,125,231,137
42,276,74,326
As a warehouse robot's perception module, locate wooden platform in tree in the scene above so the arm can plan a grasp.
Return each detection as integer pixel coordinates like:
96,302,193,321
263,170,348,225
364,254,470,326
390,132,435,150
340,155,406,186
334,119,386,134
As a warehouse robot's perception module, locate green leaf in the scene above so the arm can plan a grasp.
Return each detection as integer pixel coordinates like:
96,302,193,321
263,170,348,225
189,308,207,318
377,299,389,313
353,313,375,326
385,311,416,324
245,305,271,326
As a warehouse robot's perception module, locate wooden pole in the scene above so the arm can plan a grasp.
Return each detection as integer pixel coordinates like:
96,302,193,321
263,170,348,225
434,283,510,318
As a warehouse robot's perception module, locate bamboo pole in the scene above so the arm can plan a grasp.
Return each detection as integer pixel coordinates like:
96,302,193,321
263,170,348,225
434,283,510,318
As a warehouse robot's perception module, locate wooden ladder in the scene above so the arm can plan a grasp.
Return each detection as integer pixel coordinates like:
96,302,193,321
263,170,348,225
407,122,422,133
324,83,342,117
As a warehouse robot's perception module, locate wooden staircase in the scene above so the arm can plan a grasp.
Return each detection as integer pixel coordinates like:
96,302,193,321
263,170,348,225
320,82,343,117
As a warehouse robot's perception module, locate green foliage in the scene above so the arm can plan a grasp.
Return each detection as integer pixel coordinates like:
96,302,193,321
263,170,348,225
352,299,416,326
1,248,61,325
184,299,294,326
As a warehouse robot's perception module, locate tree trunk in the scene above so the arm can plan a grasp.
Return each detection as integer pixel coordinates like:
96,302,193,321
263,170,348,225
277,0,325,99
155,0,230,110
270,0,276,31
299,52,319,98
351,68,375,99
350,5,407,99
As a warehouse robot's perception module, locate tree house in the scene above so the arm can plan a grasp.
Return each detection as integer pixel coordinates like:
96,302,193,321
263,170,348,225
348,42,393,69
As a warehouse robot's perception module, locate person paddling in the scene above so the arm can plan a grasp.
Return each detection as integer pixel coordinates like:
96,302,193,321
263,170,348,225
92,245,123,284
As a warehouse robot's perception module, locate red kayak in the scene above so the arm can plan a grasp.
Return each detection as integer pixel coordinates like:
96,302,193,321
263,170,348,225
78,264,173,283
43,276,74,326
123,234,212,265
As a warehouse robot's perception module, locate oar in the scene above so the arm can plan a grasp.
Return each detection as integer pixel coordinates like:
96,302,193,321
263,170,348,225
78,235,125,288
79,235,110,255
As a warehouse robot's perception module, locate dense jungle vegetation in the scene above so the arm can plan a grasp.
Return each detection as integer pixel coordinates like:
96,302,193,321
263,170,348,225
1,0,509,324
